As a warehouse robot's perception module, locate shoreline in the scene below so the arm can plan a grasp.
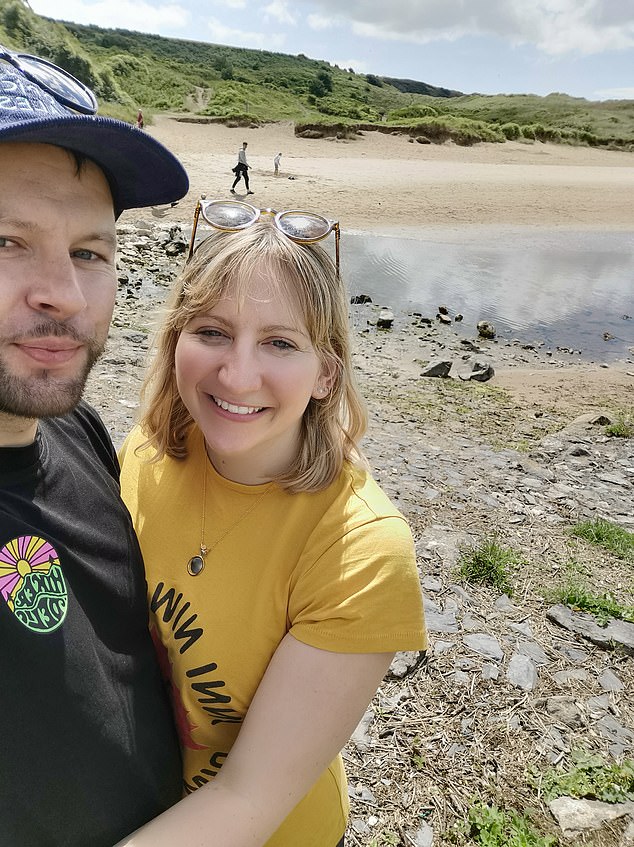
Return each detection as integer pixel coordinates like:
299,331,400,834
109,117,634,437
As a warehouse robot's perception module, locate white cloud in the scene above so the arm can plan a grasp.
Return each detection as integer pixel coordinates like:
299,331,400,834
307,13,333,30
263,0,297,25
206,17,286,50
297,0,634,55
593,86,634,100
222,0,247,8
29,0,189,32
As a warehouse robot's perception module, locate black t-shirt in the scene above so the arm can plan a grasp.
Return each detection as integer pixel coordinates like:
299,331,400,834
0,402,182,846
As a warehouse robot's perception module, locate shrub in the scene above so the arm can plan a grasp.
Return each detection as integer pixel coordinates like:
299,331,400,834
388,104,438,121
500,122,521,139
366,73,382,87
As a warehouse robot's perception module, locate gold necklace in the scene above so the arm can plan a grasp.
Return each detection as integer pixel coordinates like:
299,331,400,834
187,462,272,576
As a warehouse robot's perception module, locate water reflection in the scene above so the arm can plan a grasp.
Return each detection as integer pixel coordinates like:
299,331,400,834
342,228,634,361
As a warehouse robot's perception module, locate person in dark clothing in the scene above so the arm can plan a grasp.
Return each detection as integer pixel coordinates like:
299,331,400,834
231,140,254,194
0,45,189,847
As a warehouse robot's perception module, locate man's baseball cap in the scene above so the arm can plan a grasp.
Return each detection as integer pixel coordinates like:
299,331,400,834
0,59,189,215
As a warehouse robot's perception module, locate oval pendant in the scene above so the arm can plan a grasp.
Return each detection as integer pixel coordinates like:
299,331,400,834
187,555,205,576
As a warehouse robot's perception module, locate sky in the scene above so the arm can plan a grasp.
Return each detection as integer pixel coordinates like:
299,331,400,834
28,0,634,101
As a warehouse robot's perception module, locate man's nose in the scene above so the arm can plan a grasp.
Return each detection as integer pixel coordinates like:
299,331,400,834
25,254,87,319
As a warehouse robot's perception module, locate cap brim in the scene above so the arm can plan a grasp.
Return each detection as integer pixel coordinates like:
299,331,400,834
0,114,189,214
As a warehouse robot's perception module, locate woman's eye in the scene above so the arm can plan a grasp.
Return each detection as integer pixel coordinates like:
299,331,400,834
270,339,296,351
197,328,224,339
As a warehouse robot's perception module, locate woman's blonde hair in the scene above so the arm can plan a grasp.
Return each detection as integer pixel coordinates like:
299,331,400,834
140,220,367,493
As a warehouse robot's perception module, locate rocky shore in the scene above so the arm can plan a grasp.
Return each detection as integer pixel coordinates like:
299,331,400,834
87,219,634,847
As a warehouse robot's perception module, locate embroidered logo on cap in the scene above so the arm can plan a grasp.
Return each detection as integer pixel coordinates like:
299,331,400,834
0,535,68,633
0,74,68,118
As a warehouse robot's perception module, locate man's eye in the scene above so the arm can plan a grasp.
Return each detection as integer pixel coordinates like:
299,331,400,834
72,249,99,261
0,236,18,248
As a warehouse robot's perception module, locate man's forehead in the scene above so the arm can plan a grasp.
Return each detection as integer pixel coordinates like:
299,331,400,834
0,142,117,232
0,141,114,200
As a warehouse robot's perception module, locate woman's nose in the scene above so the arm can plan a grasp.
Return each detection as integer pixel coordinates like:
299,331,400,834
217,344,262,394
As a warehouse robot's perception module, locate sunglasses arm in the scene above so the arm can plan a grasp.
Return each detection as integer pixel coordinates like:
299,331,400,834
187,201,202,260
334,223,340,276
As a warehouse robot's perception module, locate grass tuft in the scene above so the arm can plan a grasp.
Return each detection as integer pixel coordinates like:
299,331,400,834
532,749,634,803
570,518,634,562
457,540,522,595
552,581,634,625
465,802,558,847
605,409,634,438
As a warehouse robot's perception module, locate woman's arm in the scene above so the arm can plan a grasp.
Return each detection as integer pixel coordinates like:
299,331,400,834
115,634,393,847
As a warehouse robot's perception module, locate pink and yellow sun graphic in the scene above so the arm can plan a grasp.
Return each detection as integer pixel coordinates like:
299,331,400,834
0,535,60,610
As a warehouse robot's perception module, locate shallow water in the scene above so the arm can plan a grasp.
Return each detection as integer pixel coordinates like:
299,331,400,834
342,228,634,363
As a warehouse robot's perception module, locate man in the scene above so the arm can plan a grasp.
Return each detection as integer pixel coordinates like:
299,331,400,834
231,139,254,194
274,151,282,175
0,48,189,845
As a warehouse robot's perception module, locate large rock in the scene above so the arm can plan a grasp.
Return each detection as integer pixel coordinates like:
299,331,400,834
546,604,634,654
549,796,634,835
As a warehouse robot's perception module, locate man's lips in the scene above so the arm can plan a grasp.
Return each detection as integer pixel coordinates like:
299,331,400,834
14,338,83,365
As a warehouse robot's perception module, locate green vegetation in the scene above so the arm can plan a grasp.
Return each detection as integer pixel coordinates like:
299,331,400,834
465,802,557,847
1,0,633,147
570,517,634,562
457,540,523,595
533,749,634,803
548,557,634,625
553,580,634,625
605,408,634,438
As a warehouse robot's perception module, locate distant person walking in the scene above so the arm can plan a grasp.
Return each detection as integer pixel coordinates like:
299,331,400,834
136,109,144,129
274,151,282,175
231,141,253,195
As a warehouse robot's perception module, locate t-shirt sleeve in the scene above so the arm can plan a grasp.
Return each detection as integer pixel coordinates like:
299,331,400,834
288,514,427,654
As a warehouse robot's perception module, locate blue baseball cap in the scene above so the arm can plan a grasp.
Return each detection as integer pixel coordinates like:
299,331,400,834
0,61,189,215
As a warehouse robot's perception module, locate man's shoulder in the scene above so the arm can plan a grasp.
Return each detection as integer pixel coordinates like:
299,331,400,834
42,402,118,475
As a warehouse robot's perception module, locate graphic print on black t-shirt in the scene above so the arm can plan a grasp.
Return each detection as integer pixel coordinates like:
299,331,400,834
0,534,68,632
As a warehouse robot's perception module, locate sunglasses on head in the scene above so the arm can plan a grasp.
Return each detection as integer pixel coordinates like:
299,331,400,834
187,198,341,274
0,45,98,114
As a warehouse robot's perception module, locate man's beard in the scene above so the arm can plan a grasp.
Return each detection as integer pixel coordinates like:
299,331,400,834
0,321,106,420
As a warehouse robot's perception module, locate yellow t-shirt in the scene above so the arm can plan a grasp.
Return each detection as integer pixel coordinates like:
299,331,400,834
119,426,426,847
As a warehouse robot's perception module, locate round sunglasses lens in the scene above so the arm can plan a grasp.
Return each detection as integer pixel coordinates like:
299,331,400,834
20,55,97,112
202,202,257,230
277,211,331,241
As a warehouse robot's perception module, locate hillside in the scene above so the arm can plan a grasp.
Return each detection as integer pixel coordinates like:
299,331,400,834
0,0,633,148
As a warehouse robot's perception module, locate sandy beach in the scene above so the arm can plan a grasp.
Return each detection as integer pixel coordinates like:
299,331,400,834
148,115,634,232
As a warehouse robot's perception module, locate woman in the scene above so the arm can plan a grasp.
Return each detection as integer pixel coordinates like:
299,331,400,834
117,202,426,847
